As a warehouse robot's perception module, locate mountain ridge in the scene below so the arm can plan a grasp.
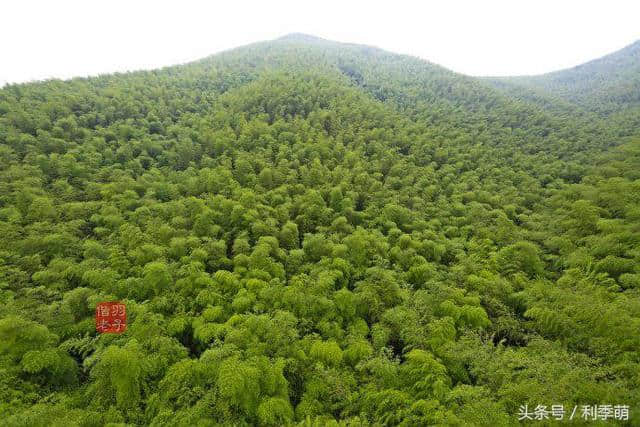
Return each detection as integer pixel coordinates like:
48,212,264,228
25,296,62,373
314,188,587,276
488,38,640,114
485,39,640,79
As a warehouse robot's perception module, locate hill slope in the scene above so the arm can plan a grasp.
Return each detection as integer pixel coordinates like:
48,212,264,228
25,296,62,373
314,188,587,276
489,40,640,114
0,35,639,425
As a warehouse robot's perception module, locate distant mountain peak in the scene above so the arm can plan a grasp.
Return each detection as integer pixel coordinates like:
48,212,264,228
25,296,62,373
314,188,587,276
277,33,327,43
488,38,640,114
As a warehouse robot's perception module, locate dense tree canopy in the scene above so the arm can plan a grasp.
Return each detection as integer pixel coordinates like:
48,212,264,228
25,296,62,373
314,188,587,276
0,34,639,425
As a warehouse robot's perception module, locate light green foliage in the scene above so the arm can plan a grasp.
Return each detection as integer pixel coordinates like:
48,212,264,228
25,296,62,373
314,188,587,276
143,262,172,296
0,316,57,361
310,340,343,367
21,348,78,386
343,340,373,367
89,341,145,410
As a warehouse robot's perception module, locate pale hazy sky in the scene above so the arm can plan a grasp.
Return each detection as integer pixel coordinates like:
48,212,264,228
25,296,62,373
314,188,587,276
1,0,639,86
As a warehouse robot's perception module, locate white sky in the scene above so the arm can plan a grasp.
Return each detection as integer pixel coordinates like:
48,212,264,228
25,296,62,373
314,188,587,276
1,0,639,86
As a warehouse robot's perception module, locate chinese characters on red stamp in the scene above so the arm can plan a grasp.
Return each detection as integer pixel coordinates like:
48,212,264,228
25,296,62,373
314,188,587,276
95,302,127,333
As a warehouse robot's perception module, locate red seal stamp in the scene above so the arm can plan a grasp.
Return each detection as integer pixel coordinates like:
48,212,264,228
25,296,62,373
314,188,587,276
95,302,127,333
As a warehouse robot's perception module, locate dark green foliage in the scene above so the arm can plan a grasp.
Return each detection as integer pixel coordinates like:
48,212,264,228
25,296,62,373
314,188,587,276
1,34,639,424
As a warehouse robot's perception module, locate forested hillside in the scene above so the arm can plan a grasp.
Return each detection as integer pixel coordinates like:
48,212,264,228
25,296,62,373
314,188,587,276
490,40,640,113
488,39,640,136
0,34,639,425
